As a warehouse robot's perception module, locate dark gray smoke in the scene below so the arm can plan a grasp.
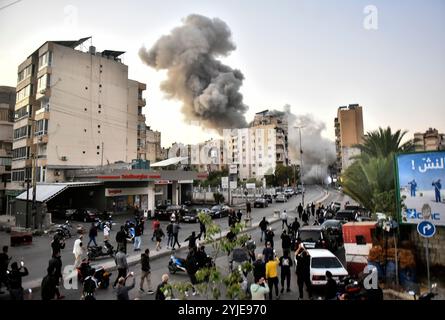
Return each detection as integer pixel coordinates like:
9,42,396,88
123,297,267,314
139,14,248,131
275,105,336,183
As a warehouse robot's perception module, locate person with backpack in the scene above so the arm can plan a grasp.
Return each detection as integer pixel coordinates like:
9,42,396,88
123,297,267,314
82,268,98,300
155,226,165,251
279,250,293,293
259,217,269,242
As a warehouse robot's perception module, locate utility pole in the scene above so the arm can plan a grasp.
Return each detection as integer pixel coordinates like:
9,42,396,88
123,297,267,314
101,142,104,168
32,153,37,229
295,126,305,207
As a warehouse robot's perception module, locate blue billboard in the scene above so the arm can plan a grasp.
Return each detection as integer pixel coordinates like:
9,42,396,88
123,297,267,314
396,151,445,226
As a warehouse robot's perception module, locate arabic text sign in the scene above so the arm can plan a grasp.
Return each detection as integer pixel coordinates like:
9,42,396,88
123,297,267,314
396,151,445,226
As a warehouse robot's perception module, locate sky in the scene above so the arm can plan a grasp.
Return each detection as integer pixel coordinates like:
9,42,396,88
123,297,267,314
0,0,444,148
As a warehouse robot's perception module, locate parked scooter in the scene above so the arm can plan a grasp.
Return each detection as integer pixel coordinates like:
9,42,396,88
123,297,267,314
87,240,115,260
168,251,187,274
56,221,72,239
409,283,437,300
76,259,112,289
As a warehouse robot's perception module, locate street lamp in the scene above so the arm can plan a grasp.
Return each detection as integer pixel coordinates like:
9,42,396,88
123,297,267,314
294,126,305,207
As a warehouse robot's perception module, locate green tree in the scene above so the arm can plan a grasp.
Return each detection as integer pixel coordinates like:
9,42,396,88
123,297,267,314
274,164,294,186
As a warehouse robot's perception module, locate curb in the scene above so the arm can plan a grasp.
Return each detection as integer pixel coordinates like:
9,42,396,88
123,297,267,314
23,189,330,291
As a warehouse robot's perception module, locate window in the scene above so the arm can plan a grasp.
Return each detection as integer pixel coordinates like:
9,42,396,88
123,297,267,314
16,85,32,101
12,146,29,159
13,125,30,140
0,157,11,166
17,65,33,82
12,170,25,182
38,51,52,69
37,74,49,92
34,119,48,136
15,105,31,120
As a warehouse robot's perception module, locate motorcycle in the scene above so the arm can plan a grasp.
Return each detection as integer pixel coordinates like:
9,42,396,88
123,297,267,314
409,283,437,300
168,252,187,274
76,259,112,289
87,240,115,260
337,276,368,300
56,221,72,239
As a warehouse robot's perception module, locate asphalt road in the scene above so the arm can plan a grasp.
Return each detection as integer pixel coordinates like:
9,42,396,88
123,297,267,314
6,186,350,301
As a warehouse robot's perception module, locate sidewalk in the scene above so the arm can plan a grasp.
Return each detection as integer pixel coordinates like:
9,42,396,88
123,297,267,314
21,187,330,291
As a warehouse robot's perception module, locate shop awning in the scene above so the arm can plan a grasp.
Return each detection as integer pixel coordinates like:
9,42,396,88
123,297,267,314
15,182,103,203
150,157,188,168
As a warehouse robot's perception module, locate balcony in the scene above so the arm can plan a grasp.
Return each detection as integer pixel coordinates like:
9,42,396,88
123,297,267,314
138,98,146,107
34,107,50,121
33,134,48,144
138,114,146,122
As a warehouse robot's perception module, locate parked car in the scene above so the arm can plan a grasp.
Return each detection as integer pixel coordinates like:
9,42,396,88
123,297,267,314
334,210,358,222
263,194,273,204
64,209,77,220
295,249,348,286
209,205,231,219
181,208,199,223
71,208,99,222
284,188,295,197
155,205,188,220
275,193,288,203
254,198,269,208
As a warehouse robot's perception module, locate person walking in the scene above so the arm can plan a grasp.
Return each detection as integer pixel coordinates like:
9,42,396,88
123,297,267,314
41,267,58,300
133,221,143,252
48,251,64,299
197,217,206,241
166,222,174,249
250,277,270,300
311,202,315,217
281,230,291,253
246,201,252,220
237,210,243,223
184,231,198,250
82,269,98,300
279,250,293,293
259,217,269,242
265,227,275,248
116,272,135,300
265,255,280,300
155,274,171,300
295,244,312,299
73,235,84,268
8,261,29,300
172,222,181,249
155,226,165,251
325,271,337,300
115,226,127,254
302,211,309,225
151,218,160,241
0,246,11,294
103,222,111,241
280,210,288,229
408,179,417,197
245,235,256,262
51,233,65,257
186,248,199,296
87,223,98,247
253,254,266,283
140,249,154,294
113,249,128,288
262,242,274,266
297,203,303,220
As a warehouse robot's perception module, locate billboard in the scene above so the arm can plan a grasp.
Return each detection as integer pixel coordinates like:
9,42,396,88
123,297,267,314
396,151,445,226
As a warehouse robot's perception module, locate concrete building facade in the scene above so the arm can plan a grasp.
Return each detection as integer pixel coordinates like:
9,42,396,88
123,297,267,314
335,104,364,174
11,38,146,191
0,86,15,214
413,128,445,152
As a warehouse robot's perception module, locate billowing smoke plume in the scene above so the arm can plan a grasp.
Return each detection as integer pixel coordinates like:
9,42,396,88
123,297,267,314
139,14,248,131
275,105,336,183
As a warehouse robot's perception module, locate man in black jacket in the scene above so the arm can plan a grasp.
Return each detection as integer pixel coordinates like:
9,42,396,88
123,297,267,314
253,254,266,283
262,242,274,263
0,246,11,294
155,274,171,300
279,250,293,293
197,218,206,241
116,226,127,254
48,251,64,299
87,223,98,247
186,248,199,295
265,228,275,248
297,203,303,220
295,244,312,299
324,271,337,300
8,261,29,300
259,217,269,242
281,230,291,253
51,233,65,257
184,231,198,249
140,249,154,294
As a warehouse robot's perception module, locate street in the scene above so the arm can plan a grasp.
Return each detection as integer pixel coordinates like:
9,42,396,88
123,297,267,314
0,185,350,300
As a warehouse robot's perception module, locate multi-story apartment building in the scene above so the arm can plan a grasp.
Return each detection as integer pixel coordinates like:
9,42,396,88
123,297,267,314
334,104,364,174
413,128,445,152
11,37,146,189
190,139,226,172
145,127,163,163
0,86,15,214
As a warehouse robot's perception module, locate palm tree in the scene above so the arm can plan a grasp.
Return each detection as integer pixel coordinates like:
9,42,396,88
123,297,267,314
354,127,415,158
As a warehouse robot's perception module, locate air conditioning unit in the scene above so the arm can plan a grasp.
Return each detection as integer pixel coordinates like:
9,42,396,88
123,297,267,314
61,156,67,161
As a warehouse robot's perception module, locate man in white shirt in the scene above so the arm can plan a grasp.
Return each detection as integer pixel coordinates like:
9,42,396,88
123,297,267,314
73,235,84,268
